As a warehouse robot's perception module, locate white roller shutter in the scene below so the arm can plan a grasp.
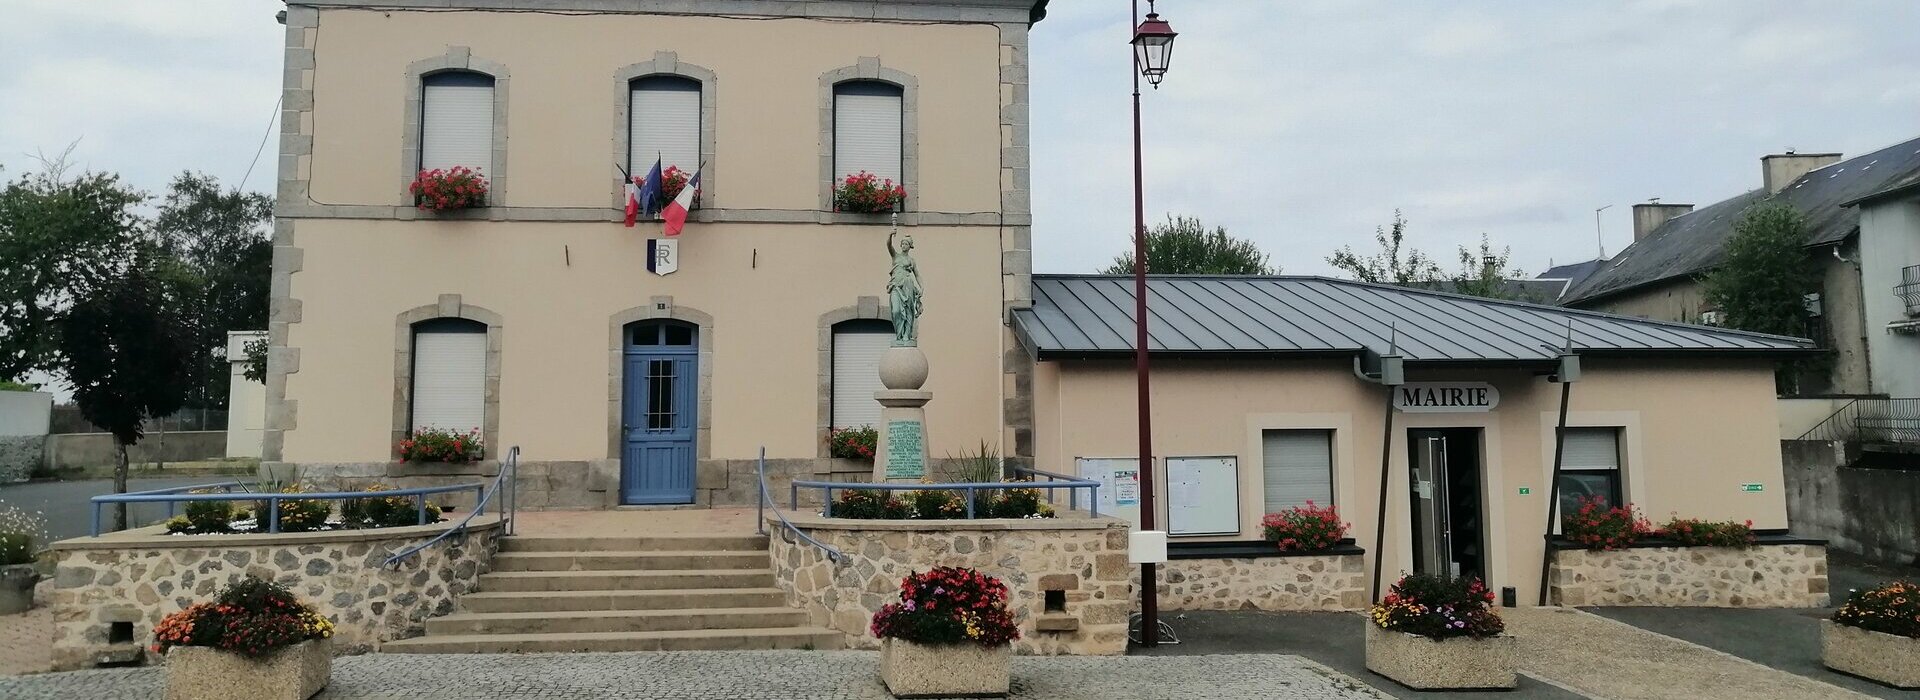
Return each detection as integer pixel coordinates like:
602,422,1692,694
411,330,486,433
833,89,902,184
629,79,701,173
1263,430,1333,511
1561,428,1620,470
421,77,494,174
831,329,891,429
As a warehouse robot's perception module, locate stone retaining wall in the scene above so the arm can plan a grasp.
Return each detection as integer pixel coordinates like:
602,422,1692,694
286,457,875,509
47,515,502,670
1149,552,1368,611
770,513,1134,655
0,435,40,483
1548,541,1828,607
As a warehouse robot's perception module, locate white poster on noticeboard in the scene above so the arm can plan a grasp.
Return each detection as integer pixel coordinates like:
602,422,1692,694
1075,457,1141,529
1167,456,1239,536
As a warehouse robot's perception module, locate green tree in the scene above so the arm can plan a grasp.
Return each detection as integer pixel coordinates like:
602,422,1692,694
60,261,198,531
1447,234,1530,301
0,159,146,381
1703,202,1820,391
1327,210,1441,285
151,172,274,408
1102,215,1275,275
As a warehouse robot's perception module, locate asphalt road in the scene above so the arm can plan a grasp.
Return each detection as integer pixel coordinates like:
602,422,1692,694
0,477,231,542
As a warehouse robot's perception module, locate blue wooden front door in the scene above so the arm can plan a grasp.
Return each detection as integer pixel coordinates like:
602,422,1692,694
621,322,698,504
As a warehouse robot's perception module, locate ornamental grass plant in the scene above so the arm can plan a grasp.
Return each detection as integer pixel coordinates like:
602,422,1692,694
0,507,46,566
152,576,334,657
871,567,1020,648
1260,501,1350,552
1832,580,1920,639
1369,573,1505,640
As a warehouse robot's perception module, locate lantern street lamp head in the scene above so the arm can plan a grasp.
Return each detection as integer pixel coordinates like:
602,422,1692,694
1131,2,1178,88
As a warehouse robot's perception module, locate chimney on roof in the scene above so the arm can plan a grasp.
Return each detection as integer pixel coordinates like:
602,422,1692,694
1762,149,1842,194
1632,198,1694,241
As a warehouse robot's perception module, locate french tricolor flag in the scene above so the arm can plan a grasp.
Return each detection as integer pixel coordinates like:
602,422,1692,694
661,168,700,237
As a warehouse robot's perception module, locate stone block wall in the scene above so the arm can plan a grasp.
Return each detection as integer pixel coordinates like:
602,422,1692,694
770,513,1133,655
1548,542,1828,607
290,457,875,510
0,435,41,483
1148,553,1368,611
47,516,502,670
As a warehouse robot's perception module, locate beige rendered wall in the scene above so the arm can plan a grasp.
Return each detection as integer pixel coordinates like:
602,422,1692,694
281,220,1005,463
1032,357,1790,605
304,10,1000,212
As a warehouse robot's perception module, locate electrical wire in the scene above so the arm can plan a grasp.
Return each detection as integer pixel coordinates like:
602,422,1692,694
237,93,284,193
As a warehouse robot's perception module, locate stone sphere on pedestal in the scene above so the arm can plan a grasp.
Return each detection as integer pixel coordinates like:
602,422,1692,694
879,346,929,391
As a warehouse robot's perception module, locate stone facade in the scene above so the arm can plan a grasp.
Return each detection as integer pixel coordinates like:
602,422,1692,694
769,513,1133,656
0,435,40,483
48,516,502,670
1148,552,1367,611
1548,542,1829,608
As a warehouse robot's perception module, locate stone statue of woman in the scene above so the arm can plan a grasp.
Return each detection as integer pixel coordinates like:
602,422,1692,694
886,226,922,347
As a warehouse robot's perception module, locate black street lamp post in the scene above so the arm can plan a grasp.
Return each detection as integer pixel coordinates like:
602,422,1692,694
1128,0,1177,648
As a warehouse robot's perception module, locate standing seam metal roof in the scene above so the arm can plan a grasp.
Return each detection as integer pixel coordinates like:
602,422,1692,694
1014,275,1813,362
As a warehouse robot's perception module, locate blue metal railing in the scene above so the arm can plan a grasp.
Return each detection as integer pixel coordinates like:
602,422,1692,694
385,445,518,569
757,447,843,564
1012,465,1095,514
791,470,1101,519
89,466,493,537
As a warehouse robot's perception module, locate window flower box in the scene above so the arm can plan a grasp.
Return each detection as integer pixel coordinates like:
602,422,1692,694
411,166,488,212
1364,574,1514,690
397,427,484,464
833,171,907,214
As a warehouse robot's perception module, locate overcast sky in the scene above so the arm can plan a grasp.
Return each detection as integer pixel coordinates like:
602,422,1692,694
3,1,1917,278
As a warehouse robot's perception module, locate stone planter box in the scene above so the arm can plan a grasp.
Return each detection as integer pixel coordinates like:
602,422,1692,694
165,638,331,700
1822,620,1920,689
879,638,1010,698
0,563,38,615
1364,623,1516,690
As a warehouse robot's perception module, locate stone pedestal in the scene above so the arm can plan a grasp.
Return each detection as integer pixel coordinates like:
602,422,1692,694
875,346,931,483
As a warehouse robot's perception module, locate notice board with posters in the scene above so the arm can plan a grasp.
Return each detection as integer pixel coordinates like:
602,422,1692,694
1075,457,1141,529
1167,456,1240,536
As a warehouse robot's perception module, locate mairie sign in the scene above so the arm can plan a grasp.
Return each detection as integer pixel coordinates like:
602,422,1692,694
1394,382,1499,413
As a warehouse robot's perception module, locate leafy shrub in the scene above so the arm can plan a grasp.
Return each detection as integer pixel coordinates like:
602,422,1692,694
410,166,488,211
1833,580,1920,639
152,576,335,657
828,426,877,461
163,515,193,534
871,567,1020,647
1562,496,1653,550
0,507,46,566
909,489,966,519
986,485,1054,519
339,485,443,529
1658,517,1754,548
183,492,237,533
1260,501,1350,552
398,427,484,464
833,171,907,213
1369,574,1505,640
833,489,911,519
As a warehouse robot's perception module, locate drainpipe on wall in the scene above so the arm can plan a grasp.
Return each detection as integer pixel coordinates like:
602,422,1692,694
1537,346,1582,606
1354,336,1405,601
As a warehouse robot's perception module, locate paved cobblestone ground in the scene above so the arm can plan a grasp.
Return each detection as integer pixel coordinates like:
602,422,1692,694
0,650,1390,699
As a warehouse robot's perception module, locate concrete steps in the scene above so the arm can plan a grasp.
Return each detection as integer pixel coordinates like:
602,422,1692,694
397,532,839,653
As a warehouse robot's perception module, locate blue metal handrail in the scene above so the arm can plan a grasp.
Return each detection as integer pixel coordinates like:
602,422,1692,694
1012,465,1093,514
756,447,843,564
791,473,1101,518
90,475,485,537
385,446,518,569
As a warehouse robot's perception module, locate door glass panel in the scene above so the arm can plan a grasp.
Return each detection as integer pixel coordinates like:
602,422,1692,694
663,324,694,346
647,359,676,431
634,326,660,345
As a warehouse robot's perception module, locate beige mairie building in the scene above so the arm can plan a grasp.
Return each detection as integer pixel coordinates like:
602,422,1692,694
266,0,1046,505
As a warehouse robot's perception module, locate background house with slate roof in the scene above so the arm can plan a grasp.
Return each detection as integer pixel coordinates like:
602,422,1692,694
1561,135,1920,396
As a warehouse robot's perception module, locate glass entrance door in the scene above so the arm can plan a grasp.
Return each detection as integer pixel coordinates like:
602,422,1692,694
1409,430,1452,576
1408,428,1486,580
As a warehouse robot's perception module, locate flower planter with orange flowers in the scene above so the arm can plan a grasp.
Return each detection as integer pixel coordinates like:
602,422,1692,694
1822,581,1920,688
155,576,335,700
